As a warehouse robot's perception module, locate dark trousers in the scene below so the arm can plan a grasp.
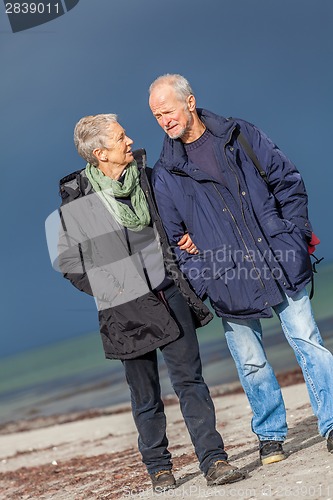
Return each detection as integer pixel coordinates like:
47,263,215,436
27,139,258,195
122,284,227,475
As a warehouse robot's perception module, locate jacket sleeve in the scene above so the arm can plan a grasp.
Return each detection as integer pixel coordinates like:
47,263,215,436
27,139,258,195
152,165,208,298
57,226,93,296
238,120,313,239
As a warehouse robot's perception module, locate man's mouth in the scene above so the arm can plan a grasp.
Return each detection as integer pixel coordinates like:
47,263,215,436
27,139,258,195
166,124,177,132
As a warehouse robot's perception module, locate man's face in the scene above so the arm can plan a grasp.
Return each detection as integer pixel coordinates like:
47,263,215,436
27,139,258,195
149,85,193,140
104,122,134,167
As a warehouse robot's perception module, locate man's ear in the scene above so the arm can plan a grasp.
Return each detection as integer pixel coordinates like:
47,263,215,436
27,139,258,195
93,148,108,163
187,94,196,112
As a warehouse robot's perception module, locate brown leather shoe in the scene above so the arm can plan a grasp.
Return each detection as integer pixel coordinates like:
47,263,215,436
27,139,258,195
149,470,176,492
205,460,245,486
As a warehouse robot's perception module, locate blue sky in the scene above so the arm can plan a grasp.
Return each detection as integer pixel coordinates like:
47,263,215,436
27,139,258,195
1,0,332,357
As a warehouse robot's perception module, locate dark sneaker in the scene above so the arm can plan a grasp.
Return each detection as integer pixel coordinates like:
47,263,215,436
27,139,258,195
149,470,176,492
327,430,333,453
205,460,245,486
260,441,286,465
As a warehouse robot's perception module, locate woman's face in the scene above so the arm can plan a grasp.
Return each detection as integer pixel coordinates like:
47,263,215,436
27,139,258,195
103,122,134,168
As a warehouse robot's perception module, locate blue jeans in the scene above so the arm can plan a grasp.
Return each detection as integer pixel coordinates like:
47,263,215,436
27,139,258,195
122,284,227,475
223,288,333,441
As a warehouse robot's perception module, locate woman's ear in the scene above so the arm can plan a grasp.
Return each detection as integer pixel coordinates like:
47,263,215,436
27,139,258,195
93,148,108,163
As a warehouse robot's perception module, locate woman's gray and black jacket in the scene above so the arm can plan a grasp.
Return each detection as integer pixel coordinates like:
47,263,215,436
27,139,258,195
58,149,213,360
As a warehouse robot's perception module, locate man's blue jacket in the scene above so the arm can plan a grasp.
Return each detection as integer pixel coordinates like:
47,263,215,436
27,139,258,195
152,108,313,319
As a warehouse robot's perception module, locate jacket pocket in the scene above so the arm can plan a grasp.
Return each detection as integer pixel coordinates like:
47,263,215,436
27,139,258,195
263,217,295,237
201,248,236,280
203,253,264,315
263,217,311,284
98,293,180,359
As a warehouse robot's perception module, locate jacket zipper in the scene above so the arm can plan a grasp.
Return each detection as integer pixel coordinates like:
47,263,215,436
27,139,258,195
212,128,265,288
224,137,271,288
224,132,266,253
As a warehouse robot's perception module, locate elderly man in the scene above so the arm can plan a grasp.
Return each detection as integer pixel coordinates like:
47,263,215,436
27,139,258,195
149,73,333,465
56,113,245,492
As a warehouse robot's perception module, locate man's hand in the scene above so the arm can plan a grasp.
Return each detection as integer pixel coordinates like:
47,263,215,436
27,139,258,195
177,233,199,254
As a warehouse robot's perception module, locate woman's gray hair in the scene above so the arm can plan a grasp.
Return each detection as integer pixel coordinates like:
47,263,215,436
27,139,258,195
149,74,194,104
74,114,118,166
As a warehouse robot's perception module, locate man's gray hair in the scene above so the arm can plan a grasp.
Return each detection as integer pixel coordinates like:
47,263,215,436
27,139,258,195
149,74,194,103
74,114,118,166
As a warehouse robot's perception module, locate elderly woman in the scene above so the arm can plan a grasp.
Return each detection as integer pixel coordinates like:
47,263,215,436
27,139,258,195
57,114,243,491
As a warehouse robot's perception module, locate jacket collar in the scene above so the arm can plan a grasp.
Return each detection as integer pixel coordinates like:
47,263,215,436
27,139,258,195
159,108,236,174
197,108,235,138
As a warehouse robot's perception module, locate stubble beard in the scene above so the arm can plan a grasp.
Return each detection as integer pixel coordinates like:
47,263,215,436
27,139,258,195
165,109,193,141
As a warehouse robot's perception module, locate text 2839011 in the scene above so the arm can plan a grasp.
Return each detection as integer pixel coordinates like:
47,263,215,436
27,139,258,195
5,2,60,14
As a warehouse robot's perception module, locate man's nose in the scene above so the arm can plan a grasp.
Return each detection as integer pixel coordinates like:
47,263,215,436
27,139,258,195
126,136,134,146
161,115,171,127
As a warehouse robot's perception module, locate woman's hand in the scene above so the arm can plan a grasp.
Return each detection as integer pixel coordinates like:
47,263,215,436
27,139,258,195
177,233,198,254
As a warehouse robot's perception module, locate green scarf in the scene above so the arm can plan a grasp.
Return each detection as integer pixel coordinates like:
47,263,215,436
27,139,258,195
85,161,151,231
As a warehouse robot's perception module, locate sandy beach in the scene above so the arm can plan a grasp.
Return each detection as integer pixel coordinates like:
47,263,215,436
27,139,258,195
0,370,332,499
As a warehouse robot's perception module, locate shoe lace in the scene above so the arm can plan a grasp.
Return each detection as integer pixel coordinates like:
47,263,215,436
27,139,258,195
213,460,229,467
155,470,170,479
